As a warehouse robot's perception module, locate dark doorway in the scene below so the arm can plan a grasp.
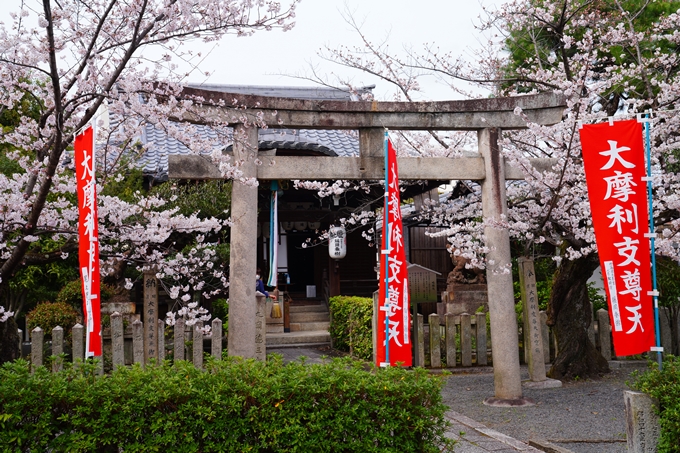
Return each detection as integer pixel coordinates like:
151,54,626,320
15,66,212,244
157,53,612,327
286,231,315,294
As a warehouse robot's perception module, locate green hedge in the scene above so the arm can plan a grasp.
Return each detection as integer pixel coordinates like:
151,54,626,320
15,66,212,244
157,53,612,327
0,356,454,452
329,296,374,361
632,355,680,453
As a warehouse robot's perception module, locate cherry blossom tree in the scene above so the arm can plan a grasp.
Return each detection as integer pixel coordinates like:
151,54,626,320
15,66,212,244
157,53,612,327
0,0,298,356
317,0,680,379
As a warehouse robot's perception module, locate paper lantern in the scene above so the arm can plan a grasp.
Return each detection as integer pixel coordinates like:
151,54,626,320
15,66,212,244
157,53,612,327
328,226,347,259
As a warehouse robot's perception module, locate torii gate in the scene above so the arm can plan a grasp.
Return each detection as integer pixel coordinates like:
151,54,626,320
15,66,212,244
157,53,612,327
169,88,566,405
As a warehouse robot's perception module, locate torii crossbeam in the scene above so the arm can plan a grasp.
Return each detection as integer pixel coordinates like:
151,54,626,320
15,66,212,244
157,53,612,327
169,89,566,405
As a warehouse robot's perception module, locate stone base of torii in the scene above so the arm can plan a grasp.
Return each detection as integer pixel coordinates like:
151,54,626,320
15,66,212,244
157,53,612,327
169,89,565,405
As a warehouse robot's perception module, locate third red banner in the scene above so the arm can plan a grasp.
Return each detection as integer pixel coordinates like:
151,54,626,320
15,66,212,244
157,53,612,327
580,119,655,356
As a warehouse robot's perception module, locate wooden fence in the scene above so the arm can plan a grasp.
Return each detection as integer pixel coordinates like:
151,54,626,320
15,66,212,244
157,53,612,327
26,313,223,373
19,307,678,372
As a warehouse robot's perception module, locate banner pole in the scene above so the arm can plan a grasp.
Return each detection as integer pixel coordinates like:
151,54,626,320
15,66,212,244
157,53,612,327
267,181,278,288
643,113,662,371
383,130,390,366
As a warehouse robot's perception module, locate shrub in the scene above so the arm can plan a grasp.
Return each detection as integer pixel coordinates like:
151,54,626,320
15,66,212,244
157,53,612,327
632,355,680,453
212,298,229,331
56,279,115,311
329,295,374,361
0,356,454,452
26,301,79,337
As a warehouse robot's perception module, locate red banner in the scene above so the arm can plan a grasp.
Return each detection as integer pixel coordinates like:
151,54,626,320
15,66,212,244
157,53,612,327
75,125,102,357
580,119,655,356
376,138,412,367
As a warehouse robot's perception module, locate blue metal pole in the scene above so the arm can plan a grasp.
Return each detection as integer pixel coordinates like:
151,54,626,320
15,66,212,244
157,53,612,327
383,131,390,366
644,114,663,371
382,129,390,366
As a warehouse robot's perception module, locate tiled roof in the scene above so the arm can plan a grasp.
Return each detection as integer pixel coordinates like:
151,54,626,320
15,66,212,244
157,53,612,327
134,85,370,179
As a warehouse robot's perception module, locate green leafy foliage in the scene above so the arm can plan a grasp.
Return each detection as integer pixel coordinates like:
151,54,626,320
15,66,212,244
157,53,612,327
632,355,680,452
588,282,607,314
657,257,680,310
329,296,374,361
150,180,232,220
55,279,115,312
0,356,454,452
26,302,79,338
211,298,229,327
98,167,145,203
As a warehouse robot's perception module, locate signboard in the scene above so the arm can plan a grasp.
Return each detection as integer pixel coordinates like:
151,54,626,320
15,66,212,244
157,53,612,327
408,264,439,303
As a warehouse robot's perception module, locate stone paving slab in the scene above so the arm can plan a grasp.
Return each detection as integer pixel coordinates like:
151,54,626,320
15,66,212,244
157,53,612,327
445,411,546,453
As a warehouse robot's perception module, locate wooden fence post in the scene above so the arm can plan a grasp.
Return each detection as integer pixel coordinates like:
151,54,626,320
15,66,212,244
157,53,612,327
476,312,488,366
212,318,223,360
174,317,185,361
132,320,144,366
540,311,550,364
416,314,425,367
193,321,204,369
445,314,456,367
429,314,441,368
659,307,672,355
158,320,165,361
52,326,64,372
31,327,43,371
111,312,125,369
72,324,84,364
461,313,472,367
597,309,612,361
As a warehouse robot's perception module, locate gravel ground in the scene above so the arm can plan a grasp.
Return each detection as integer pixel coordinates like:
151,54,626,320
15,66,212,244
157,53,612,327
441,363,649,453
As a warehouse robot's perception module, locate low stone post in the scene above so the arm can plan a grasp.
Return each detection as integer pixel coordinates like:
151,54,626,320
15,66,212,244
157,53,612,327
111,312,125,369
428,314,441,368
597,309,612,361
461,313,472,367
132,320,144,366
255,293,266,362
476,312,488,366
52,326,64,372
212,318,223,359
174,317,185,361
445,314,456,367
519,257,546,382
624,391,660,453
193,321,203,369
31,327,43,371
72,324,84,364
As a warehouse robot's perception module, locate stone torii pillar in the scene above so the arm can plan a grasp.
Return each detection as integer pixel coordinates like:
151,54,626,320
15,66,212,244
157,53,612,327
227,125,260,358
479,128,533,406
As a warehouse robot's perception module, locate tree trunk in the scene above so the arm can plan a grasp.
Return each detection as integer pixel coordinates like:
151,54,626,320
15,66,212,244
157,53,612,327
0,316,20,365
547,254,609,380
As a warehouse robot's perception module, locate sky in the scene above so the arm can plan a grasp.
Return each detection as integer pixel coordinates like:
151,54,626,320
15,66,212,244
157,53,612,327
0,0,505,101
182,0,504,101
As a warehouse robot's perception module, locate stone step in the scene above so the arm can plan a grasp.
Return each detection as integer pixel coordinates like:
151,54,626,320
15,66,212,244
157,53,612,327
266,330,331,346
290,321,331,332
288,304,328,313
289,311,330,323
266,325,284,334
